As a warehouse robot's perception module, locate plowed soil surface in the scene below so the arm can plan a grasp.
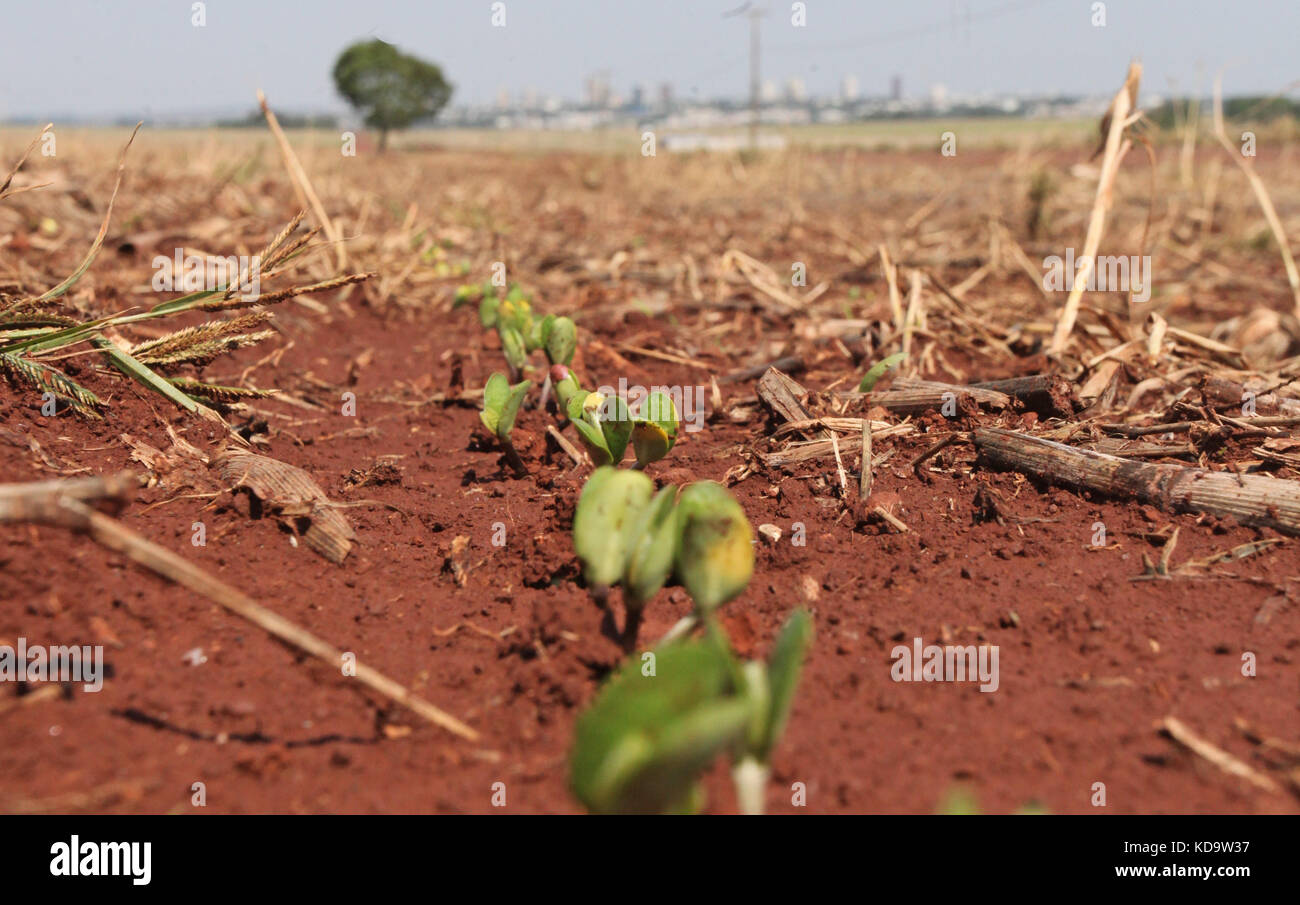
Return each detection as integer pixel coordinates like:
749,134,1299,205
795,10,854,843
2,141,1297,813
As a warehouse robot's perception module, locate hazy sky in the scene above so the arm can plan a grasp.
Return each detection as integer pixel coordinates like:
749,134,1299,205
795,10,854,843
1,0,1297,120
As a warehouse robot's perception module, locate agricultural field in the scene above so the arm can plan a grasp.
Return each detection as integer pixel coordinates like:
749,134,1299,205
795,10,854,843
1,104,1299,816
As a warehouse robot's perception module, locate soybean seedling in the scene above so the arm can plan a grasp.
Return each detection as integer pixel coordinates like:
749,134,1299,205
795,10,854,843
480,372,530,475
549,363,583,416
567,389,680,469
630,391,680,469
569,633,749,815
568,609,813,815
572,467,755,649
475,282,577,381
567,391,633,467
730,608,813,815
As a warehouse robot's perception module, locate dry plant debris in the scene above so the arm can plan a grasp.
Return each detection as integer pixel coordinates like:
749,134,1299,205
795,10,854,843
3,55,1300,815
215,448,357,563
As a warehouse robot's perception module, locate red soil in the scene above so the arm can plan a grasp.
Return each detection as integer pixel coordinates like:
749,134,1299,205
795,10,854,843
1,148,1297,814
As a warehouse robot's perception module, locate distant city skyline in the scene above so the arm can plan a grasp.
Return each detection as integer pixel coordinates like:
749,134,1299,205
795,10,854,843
1,0,1297,122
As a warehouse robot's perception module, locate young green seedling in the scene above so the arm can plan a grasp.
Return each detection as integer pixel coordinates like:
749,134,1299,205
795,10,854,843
568,609,813,815
673,480,756,611
619,484,680,647
499,326,528,381
477,292,500,329
544,315,577,367
480,371,530,475
630,390,679,469
858,351,905,392
477,282,578,384
527,312,552,354
549,364,582,415
572,466,653,602
497,286,533,335
569,633,752,815
731,608,813,815
568,391,632,466
454,283,483,308
572,471,755,650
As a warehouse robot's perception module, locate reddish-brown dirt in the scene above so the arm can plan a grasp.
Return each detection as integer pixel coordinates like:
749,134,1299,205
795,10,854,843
2,141,1298,814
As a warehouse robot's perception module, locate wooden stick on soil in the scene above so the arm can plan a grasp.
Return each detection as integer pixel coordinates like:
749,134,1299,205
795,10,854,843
546,424,587,468
830,431,847,495
0,472,139,520
1161,716,1281,794
859,418,872,501
1,474,479,742
969,374,1079,418
973,427,1300,536
858,377,1012,416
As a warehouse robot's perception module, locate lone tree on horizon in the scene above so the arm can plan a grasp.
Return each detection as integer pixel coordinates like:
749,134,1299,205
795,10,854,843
332,39,452,151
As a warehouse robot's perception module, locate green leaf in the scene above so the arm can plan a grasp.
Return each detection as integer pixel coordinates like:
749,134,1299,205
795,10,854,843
91,337,225,424
500,326,527,371
673,481,755,611
496,378,531,441
552,366,581,414
573,419,611,465
938,787,982,815
1,303,144,355
545,316,577,366
600,395,633,464
480,372,509,433
738,661,771,758
569,639,750,815
143,287,223,317
858,352,905,392
528,313,555,353
572,466,653,588
478,295,500,328
568,391,610,464
623,485,680,608
36,124,139,303
631,391,679,468
755,608,813,760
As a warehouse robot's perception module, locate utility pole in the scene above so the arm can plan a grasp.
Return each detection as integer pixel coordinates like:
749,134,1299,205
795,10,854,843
748,6,763,149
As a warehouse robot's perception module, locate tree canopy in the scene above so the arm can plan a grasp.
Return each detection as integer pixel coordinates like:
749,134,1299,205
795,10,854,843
332,39,452,150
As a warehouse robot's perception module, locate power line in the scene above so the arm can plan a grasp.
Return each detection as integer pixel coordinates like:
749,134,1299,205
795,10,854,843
679,0,1067,95
765,0,1068,54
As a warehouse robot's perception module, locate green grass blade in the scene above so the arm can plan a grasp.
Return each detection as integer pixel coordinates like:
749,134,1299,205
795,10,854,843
36,124,140,303
91,337,224,422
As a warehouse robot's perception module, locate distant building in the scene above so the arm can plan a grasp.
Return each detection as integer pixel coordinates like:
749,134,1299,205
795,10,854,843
785,78,806,103
585,72,612,109
658,82,674,113
841,75,859,103
890,75,903,101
